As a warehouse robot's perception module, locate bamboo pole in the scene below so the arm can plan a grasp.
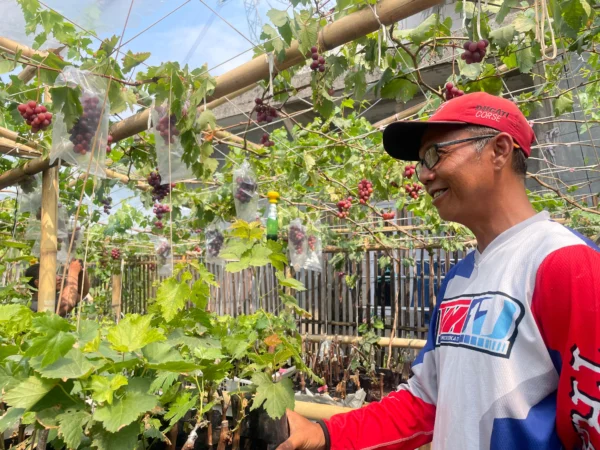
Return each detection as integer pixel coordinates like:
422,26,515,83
302,334,426,349
112,273,122,321
0,37,50,59
38,166,58,312
372,101,427,128
0,126,43,151
0,137,41,158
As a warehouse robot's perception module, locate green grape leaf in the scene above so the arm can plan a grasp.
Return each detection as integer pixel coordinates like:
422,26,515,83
93,389,157,432
37,348,97,379
142,342,184,364
219,240,253,260
554,92,574,116
190,279,210,310
0,407,25,433
89,374,128,405
91,422,139,450
248,245,272,267
50,86,83,130
4,376,56,410
562,0,591,32
267,9,289,27
275,272,306,291
156,273,192,322
122,50,151,74
197,109,217,131
250,373,294,420
408,13,438,45
304,152,316,171
164,392,198,426
0,305,33,337
225,258,251,273
513,11,536,33
496,0,518,23
107,314,165,353
26,331,76,368
56,409,91,449
488,25,515,49
147,361,203,372
516,46,536,74
295,12,318,55
380,78,419,103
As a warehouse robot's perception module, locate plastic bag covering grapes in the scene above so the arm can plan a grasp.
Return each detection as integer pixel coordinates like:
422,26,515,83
304,231,323,272
17,174,42,216
233,160,259,223
288,218,307,271
151,102,194,183
23,203,68,241
205,221,227,265
155,238,173,277
49,66,108,178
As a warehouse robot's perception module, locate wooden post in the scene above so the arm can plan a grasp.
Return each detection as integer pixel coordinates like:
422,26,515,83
112,273,122,321
38,167,58,312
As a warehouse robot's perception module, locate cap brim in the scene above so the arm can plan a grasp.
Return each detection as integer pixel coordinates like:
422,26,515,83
382,120,468,161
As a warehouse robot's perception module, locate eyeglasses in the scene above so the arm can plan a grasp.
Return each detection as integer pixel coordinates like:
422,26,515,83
415,135,498,178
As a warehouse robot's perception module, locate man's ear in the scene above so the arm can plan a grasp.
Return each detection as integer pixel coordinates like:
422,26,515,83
34,279,39,288
491,132,514,171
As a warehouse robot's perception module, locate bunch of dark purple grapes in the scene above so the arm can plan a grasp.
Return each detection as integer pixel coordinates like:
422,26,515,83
206,229,224,258
156,113,179,144
289,224,306,255
234,176,257,204
101,197,112,214
147,171,174,202
254,98,278,123
69,95,104,156
309,46,326,72
461,39,489,64
260,132,274,147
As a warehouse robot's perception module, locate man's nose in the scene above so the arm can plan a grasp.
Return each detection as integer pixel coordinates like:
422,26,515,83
418,164,435,184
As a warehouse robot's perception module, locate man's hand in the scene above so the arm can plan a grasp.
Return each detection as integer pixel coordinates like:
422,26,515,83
276,410,327,450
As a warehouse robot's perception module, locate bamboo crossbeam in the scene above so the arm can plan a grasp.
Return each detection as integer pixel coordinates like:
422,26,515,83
303,334,426,349
0,126,42,152
372,101,426,128
0,36,50,59
0,137,41,158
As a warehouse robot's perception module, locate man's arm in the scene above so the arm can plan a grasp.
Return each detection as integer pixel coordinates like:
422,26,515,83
58,260,83,316
531,244,600,450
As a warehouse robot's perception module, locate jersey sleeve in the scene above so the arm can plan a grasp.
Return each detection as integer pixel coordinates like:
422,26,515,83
321,264,458,450
531,243,600,450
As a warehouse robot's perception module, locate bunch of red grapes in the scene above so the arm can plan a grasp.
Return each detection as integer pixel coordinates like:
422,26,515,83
382,211,395,221
156,113,179,144
254,98,278,123
69,95,105,156
308,235,317,252
193,245,201,253
101,197,112,214
111,248,120,260
461,39,489,64
206,229,224,258
288,224,306,255
336,197,352,219
357,179,373,204
444,82,464,101
404,183,422,199
404,164,416,178
310,46,326,72
234,176,257,204
17,101,52,133
260,132,275,147
147,171,174,203
153,203,171,220
106,134,113,154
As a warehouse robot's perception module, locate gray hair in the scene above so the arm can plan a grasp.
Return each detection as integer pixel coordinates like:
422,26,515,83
463,125,527,176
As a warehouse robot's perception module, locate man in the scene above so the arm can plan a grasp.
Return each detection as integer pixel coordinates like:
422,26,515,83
26,259,90,316
278,92,600,449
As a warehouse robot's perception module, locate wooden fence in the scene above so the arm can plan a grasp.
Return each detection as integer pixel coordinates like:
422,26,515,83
118,245,469,343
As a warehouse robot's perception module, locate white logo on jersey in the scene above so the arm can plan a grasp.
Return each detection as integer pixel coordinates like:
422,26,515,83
570,345,600,450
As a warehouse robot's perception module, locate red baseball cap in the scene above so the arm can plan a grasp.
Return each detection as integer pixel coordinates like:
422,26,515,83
382,92,536,161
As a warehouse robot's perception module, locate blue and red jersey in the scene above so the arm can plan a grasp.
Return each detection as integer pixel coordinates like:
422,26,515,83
322,211,600,449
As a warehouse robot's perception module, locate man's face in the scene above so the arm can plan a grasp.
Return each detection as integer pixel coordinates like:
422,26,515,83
417,126,495,225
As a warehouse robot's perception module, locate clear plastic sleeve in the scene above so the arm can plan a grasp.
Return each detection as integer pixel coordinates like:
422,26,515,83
233,160,259,223
288,218,307,271
304,232,323,272
151,102,194,183
205,221,227,265
17,174,42,216
49,66,108,177
155,239,173,277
